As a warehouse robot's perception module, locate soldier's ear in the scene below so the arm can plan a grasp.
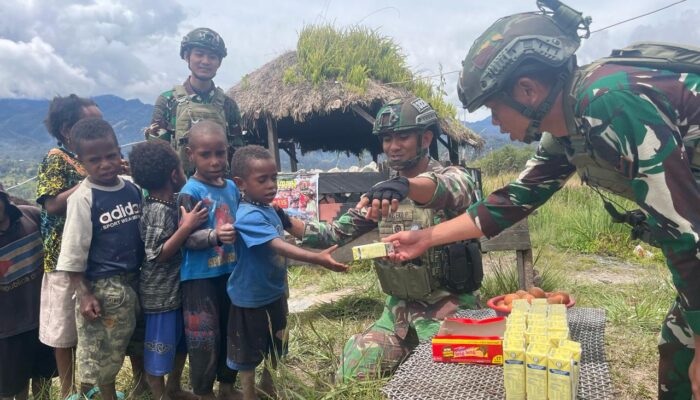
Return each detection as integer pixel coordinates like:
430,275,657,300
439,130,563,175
513,77,546,107
421,130,433,149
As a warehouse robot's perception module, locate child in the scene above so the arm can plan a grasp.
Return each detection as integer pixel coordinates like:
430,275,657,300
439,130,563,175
228,145,347,400
129,141,207,400
177,120,239,400
36,94,101,399
0,185,56,400
56,118,144,400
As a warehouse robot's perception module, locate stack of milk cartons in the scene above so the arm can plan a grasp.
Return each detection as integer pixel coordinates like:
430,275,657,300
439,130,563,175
502,299,581,400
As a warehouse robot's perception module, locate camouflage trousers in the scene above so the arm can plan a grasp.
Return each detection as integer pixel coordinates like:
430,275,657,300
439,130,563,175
658,298,696,399
336,290,479,382
76,275,138,385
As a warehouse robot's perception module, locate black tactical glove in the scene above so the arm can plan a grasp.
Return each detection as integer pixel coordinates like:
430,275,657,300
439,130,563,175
274,205,293,230
364,176,410,203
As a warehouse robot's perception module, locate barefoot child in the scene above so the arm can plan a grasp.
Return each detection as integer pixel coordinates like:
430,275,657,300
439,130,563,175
227,145,348,400
177,120,239,399
56,118,144,400
129,141,207,400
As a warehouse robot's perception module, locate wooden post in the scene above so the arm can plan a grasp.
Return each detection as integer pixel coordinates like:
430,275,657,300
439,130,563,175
266,114,281,171
516,249,535,290
480,218,535,290
289,147,298,172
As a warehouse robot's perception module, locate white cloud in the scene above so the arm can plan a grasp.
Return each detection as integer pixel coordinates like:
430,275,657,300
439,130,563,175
0,0,697,112
0,37,95,98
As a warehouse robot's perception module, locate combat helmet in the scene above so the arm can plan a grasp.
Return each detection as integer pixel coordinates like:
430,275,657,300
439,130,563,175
457,0,591,143
372,96,440,170
180,28,227,59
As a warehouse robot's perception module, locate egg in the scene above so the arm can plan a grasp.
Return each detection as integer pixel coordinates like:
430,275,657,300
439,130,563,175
523,294,535,304
547,294,564,304
503,294,516,306
553,291,571,304
528,287,546,298
496,300,506,307
515,290,528,298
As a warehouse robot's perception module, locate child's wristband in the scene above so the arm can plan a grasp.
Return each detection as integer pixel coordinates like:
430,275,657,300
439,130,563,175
207,229,223,247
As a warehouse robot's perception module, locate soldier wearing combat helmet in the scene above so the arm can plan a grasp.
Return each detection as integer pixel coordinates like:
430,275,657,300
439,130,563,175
386,1,700,398
145,27,244,175
298,96,483,381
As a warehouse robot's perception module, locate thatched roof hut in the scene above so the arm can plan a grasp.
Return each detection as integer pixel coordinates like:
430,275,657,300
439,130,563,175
228,51,483,170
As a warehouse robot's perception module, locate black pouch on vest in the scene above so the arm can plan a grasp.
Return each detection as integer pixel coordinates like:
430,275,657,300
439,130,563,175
443,240,483,293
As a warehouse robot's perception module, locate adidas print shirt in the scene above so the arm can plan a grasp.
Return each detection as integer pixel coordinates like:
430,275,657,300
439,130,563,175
57,177,144,281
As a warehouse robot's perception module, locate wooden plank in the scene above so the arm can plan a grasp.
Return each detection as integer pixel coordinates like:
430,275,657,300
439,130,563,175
266,114,281,171
480,219,531,252
350,104,375,125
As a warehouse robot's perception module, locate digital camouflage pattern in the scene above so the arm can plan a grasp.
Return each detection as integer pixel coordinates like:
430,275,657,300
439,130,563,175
145,79,244,174
76,275,137,385
302,158,480,381
467,63,700,398
659,299,695,398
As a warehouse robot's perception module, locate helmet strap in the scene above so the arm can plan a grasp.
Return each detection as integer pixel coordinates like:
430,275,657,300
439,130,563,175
500,71,569,144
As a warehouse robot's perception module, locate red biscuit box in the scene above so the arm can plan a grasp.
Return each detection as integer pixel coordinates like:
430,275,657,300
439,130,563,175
431,316,506,365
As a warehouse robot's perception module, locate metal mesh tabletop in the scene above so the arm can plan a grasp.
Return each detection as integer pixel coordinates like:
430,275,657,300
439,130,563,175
383,307,612,400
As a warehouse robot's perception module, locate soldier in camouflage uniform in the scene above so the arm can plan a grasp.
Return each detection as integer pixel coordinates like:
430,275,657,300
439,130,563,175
301,97,482,382
385,2,700,398
145,27,243,175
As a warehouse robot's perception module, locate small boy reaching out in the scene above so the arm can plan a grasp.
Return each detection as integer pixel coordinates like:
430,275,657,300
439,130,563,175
227,145,348,400
129,141,207,400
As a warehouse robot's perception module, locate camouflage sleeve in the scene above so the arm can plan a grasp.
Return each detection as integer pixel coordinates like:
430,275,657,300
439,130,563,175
144,94,173,141
414,166,477,215
467,139,575,238
225,97,244,147
301,207,377,248
584,89,700,334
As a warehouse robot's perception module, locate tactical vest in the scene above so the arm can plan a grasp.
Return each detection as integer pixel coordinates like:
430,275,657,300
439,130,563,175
374,201,446,301
558,42,700,200
173,85,228,174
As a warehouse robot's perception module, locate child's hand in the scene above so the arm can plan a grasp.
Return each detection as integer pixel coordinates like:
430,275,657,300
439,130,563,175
316,245,349,272
216,223,236,244
180,202,208,231
79,294,101,321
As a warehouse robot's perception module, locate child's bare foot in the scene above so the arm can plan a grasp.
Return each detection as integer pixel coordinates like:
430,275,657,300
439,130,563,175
217,387,243,400
256,384,277,400
166,389,198,400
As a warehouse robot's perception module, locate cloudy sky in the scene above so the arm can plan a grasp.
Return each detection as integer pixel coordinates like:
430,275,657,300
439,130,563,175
0,0,697,120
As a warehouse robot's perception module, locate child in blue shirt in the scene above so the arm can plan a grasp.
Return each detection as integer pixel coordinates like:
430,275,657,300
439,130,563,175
176,120,239,400
227,145,348,400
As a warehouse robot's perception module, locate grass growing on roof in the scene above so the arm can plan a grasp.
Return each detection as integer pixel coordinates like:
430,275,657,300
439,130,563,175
288,23,458,122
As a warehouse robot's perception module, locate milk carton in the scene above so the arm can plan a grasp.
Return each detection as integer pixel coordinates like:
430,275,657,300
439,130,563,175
526,342,549,400
503,338,527,400
548,347,575,400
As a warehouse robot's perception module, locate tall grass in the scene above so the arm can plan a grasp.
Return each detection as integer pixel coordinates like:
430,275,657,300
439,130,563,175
480,172,661,259
288,24,457,122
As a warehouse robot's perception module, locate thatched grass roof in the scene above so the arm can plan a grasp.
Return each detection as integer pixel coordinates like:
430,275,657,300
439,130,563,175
228,51,483,156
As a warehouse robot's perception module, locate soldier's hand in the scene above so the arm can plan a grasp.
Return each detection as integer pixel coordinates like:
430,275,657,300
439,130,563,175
382,229,430,262
316,245,349,272
79,294,101,321
358,176,408,220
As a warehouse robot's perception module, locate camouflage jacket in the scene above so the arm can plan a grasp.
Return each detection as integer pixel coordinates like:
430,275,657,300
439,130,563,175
145,78,244,148
467,63,700,333
302,158,477,248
